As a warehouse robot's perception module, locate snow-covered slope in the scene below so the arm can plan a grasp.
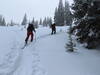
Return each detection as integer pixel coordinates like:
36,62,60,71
0,26,100,75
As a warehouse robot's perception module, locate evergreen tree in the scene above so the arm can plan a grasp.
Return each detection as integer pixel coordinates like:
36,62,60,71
66,32,75,52
2,18,6,26
34,20,38,28
54,0,65,26
71,0,100,49
64,0,72,25
46,17,52,26
66,24,76,52
0,15,3,25
48,17,52,26
10,20,14,26
31,17,39,28
21,13,27,25
43,17,47,26
31,17,35,25
54,7,58,25
0,15,6,26
42,17,52,27
39,18,42,25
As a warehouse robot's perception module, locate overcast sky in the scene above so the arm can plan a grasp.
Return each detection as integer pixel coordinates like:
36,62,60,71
0,0,73,23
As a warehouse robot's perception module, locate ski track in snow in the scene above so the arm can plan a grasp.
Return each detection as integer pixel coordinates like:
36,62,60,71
0,28,24,75
0,26,100,75
0,26,66,75
0,29,51,75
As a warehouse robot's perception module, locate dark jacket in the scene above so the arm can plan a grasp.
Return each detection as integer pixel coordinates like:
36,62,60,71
51,23,56,31
27,24,35,32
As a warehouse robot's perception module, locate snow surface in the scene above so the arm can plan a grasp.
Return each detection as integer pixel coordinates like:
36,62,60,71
0,25,100,75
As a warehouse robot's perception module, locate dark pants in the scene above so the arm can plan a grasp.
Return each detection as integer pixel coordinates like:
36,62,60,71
51,29,56,34
25,32,34,44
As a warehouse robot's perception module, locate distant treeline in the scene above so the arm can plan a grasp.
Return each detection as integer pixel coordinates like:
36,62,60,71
0,0,72,27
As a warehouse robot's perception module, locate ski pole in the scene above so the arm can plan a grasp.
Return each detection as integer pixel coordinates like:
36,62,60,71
35,32,36,42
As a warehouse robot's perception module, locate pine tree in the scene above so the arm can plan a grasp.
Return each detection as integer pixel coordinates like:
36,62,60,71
39,18,42,25
10,20,14,26
54,7,58,25
66,25,76,52
54,0,65,26
2,18,6,26
48,17,52,26
21,13,27,25
46,17,52,26
43,17,47,27
34,20,38,28
31,17,35,25
42,17,52,27
64,0,72,25
71,0,100,49
0,15,3,25
0,15,6,26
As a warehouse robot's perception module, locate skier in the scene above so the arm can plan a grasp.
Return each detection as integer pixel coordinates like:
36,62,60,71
25,23,36,44
50,23,56,35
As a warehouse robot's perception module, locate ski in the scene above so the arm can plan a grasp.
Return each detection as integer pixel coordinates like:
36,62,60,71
21,43,27,49
21,40,36,49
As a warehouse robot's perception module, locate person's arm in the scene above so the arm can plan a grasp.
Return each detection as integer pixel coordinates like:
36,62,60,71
33,26,36,32
27,27,29,32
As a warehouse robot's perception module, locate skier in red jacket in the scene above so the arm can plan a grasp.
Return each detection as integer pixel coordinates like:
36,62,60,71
25,23,36,44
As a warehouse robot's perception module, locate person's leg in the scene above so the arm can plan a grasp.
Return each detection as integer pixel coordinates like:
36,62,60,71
54,29,56,34
54,30,56,34
25,32,30,44
31,32,33,42
51,29,53,35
